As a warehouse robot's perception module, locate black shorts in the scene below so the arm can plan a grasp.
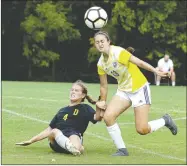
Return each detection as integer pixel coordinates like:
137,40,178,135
49,129,83,154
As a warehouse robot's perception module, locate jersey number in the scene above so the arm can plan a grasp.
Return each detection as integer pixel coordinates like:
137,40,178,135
111,70,119,77
73,109,79,115
63,114,68,121
63,109,79,121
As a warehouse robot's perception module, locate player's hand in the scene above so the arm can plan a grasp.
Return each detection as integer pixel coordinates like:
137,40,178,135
15,140,32,146
155,70,168,77
96,101,107,110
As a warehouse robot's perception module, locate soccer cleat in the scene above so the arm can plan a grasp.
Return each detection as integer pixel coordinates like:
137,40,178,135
65,140,81,156
112,148,129,156
162,114,178,135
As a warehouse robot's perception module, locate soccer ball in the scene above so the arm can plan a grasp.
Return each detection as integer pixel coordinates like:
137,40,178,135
84,6,108,30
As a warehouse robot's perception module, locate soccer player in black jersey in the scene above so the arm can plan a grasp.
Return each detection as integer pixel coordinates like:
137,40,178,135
16,80,103,156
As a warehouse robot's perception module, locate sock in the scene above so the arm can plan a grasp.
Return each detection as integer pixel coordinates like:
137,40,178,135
156,81,160,86
172,81,175,86
148,118,165,133
107,123,126,149
55,132,69,149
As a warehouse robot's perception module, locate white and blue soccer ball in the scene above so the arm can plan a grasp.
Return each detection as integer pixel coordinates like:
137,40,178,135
84,6,108,30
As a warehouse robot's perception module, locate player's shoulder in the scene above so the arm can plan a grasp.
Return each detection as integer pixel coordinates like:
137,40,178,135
111,45,127,59
80,104,95,112
80,103,92,109
111,45,124,53
58,106,67,112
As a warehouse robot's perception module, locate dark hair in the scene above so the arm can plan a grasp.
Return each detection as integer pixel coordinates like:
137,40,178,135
94,31,110,41
126,47,135,53
73,80,98,105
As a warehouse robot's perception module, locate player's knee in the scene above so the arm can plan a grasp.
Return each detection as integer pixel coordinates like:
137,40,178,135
103,113,115,125
51,128,60,136
136,126,149,135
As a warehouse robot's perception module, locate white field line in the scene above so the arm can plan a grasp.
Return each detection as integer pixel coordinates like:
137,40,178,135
2,95,186,113
2,95,68,102
2,108,186,162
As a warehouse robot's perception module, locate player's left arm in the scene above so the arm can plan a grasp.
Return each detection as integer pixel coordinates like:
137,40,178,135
86,105,102,123
15,126,52,146
129,55,168,77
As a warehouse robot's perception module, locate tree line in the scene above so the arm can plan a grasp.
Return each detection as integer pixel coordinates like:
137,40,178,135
2,0,186,85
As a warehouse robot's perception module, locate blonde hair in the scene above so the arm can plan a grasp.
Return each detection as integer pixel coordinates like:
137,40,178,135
73,80,97,105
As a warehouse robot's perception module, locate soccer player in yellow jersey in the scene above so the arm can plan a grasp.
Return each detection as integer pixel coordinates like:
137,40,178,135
94,31,178,156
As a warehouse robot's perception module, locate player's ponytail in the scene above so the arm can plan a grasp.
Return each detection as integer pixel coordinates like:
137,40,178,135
126,47,135,53
85,95,96,104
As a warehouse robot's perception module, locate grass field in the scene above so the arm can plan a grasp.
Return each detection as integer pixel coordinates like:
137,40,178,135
1,81,186,165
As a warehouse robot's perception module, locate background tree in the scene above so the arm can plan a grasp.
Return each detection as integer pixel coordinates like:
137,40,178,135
21,1,80,80
88,0,186,84
2,0,186,84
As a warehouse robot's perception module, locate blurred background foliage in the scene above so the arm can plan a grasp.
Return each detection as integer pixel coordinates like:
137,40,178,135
2,0,186,84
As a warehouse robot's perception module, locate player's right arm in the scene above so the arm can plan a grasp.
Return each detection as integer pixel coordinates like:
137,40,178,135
94,105,104,121
96,65,108,110
15,126,52,146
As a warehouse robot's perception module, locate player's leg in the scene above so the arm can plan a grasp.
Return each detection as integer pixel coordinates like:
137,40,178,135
171,71,176,86
69,135,84,154
134,105,178,135
134,104,151,134
48,128,80,155
48,130,70,154
133,83,177,135
49,139,71,154
103,92,131,156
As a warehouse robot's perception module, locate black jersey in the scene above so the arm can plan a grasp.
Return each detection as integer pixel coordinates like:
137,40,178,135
49,104,97,136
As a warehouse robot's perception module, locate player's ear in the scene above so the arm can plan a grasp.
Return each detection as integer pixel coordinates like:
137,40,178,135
82,93,86,99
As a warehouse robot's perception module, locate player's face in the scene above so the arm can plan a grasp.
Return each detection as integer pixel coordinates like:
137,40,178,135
94,34,110,53
69,84,85,102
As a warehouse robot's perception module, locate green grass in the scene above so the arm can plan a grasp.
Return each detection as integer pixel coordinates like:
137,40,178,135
2,81,186,164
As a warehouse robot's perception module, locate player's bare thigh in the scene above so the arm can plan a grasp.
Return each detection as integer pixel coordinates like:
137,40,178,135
69,135,84,153
104,95,131,126
48,129,83,152
69,135,82,149
134,104,151,135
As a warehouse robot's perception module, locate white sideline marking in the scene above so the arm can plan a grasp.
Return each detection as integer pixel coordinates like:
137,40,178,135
2,95,186,113
2,108,186,162
2,96,62,102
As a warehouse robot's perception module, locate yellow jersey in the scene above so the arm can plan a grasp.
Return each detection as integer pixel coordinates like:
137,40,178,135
97,45,147,92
